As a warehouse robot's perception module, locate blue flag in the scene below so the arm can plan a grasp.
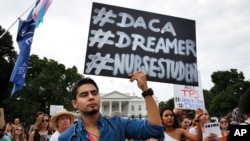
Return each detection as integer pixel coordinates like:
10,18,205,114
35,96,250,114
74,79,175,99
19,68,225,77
10,2,38,96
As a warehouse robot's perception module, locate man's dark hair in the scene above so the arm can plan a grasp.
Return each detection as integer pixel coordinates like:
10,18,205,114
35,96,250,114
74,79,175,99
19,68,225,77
71,77,99,100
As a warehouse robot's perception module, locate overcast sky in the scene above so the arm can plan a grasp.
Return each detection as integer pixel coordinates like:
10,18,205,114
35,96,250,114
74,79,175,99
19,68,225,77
1,0,250,101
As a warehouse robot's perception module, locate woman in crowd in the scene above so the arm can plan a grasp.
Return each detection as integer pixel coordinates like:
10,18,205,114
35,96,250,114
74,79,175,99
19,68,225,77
151,108,203,141
219,116,229,141
11,125,27,141
28,114,52,141
180,117,191,131
4,122,13,138
189,109,222,141
190,117,197,129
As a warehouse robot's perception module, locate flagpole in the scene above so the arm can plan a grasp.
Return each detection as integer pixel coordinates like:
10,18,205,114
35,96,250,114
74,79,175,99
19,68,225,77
0,1,36,39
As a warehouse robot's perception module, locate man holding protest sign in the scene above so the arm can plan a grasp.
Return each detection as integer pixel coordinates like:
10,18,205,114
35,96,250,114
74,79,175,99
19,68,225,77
59,70,164,141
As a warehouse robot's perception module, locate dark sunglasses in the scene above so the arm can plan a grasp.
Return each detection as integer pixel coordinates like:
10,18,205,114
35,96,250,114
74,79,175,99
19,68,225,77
16,128,23,131
42,119,49,123
220,121,228,124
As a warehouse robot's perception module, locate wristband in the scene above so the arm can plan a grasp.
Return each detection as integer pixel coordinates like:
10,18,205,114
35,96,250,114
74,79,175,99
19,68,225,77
142,88,154,97
195,119,200,122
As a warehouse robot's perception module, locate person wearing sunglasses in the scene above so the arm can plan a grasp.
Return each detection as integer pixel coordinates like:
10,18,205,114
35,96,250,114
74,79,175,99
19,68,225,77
11,125,26,141
28,111,44,136
219,117,229,141
28,114,52,141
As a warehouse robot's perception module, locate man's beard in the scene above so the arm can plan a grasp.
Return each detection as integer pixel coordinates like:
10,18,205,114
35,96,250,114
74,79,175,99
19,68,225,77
82,109,99,116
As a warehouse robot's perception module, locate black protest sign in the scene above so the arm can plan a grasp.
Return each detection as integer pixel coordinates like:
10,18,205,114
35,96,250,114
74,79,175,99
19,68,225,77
84,2,198,86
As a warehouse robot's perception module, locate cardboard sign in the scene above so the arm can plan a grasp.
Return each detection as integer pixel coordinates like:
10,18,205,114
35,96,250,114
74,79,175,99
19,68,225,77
0,108,5,127
84,2,198,86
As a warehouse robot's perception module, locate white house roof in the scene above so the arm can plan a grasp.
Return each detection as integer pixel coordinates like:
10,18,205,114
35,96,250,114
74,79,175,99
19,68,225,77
101,91,131,99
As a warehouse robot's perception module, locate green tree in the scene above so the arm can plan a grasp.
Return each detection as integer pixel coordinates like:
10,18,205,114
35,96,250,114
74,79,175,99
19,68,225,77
1,25,84,127
3,55,83,125
203,89,213,110
159,97,174,112
158,69,250,118
207,69,250,117
0,26,17,109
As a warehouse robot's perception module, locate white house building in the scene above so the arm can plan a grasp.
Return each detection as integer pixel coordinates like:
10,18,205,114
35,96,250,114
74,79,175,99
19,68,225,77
100,91,159,119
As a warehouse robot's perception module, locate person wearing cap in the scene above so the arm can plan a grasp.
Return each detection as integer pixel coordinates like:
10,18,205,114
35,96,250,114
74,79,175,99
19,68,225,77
49,109,75,141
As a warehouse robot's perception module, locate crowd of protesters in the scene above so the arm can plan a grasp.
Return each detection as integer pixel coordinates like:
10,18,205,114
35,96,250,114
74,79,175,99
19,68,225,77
0,109,75,141
1,76,250,141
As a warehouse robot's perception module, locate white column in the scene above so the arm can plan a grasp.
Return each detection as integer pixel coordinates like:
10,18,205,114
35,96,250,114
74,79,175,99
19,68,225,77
109,101,112,116
119,101,121,113
128,101,130,117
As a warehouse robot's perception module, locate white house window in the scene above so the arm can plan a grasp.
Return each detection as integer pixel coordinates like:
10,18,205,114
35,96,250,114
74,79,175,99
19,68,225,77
131,105,134,111
138,105,141,111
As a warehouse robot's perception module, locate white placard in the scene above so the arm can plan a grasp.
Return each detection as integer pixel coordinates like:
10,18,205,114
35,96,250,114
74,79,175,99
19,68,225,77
49,105,64,116
173,72,205,110
204,122,221,138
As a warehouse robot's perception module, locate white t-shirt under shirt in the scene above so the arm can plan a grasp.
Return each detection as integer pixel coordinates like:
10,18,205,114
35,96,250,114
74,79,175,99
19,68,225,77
49,131,60,141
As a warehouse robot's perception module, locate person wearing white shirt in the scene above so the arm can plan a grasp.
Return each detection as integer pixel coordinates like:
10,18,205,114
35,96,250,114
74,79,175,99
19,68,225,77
49,109,75,141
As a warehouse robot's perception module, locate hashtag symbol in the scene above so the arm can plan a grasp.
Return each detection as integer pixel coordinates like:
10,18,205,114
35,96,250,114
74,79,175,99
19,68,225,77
93,7,117,27
88,29,115,48
85,52,114,74
178,103,183,108
174,97,180,102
